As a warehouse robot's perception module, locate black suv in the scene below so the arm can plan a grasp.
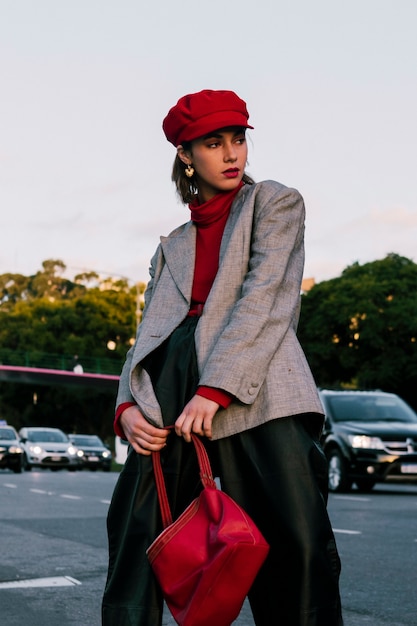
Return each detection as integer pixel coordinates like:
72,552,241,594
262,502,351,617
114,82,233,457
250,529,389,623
0,425,24,473
319,390,417,492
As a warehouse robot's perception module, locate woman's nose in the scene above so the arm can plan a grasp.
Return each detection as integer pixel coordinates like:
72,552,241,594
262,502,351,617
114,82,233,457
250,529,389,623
224,144,237,161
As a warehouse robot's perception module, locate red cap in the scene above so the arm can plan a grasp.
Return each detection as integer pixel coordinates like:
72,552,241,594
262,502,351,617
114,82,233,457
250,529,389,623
162,89,254,146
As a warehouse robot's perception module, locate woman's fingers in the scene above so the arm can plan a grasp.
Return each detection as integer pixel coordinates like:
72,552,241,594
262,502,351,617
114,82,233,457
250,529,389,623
175,395,219,441
120,405,170,454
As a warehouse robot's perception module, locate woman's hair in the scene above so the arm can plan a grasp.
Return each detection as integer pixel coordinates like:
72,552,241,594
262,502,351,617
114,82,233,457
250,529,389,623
171,136,255,204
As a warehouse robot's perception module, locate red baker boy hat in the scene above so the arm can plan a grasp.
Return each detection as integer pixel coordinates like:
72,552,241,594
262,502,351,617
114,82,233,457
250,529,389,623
163,89,254,147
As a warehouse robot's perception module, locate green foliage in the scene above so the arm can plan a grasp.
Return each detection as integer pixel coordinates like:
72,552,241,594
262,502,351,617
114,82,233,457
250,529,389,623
298,254,417,410
0,260,143,358
5,253,416,438
0,259,145,440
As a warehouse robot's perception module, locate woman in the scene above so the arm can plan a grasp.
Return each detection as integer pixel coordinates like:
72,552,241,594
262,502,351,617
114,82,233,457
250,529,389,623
102,89,343,626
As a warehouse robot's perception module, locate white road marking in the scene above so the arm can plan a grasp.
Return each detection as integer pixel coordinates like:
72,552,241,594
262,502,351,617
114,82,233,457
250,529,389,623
4,484,110,502
333,528,362,535
30,488,55,495
0,576,81,589
333,495,370,502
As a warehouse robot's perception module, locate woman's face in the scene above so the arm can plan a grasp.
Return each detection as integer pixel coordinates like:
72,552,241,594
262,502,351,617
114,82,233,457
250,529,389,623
181,127,248,203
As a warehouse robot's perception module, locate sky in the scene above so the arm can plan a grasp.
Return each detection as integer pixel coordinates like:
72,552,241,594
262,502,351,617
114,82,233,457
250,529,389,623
1,0,416,287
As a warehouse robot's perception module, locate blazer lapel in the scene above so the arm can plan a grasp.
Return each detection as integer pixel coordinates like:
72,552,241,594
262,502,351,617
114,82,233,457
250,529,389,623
160,221,196,303
219,184,252,260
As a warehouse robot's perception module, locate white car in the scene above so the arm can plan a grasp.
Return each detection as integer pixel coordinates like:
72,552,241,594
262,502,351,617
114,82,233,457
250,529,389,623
19,427,79,471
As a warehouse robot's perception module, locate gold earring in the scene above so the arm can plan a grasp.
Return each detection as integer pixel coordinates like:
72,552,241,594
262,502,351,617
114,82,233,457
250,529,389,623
185,164,194,178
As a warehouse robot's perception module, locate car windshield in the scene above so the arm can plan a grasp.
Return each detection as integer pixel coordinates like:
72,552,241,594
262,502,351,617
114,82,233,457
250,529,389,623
0,428,16,441
28,430,68,443
327,395,417,424
70,435,103,446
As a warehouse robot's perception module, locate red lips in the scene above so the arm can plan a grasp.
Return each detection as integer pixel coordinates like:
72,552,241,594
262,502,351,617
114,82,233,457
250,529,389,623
222,168,239,178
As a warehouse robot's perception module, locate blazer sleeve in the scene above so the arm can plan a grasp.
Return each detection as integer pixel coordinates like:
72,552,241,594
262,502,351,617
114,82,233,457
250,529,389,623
198,184,306,402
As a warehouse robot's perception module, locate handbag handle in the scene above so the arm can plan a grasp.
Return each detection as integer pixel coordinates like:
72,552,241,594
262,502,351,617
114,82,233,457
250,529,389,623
152,434,217,529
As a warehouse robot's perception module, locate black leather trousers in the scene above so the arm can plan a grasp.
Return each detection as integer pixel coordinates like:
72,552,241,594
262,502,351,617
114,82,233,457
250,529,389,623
102,318,343,625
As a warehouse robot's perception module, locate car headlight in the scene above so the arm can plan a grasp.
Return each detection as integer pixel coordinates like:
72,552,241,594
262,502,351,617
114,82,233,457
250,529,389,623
29,445,43,455
102,451,111,459
9,446,23,454
67,445,78,456
348,435,385,450
76,449,84,458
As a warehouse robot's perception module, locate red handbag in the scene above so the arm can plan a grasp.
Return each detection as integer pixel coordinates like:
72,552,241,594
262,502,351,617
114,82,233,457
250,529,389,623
146,434,270,626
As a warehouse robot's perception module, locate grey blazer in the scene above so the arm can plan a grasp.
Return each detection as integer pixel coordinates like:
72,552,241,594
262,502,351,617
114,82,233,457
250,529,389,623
116,180,323,439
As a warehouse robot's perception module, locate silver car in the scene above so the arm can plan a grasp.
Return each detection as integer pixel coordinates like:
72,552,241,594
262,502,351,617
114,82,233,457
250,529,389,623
19,427,79,471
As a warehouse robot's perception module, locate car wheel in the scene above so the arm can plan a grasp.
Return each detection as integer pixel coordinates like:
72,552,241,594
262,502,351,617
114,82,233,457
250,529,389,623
23,455,32,471
327,448,352,492
355,477,376,492
12,462,23,474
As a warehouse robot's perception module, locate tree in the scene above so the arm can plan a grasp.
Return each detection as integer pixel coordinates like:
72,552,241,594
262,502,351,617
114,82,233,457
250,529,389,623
298,254,417,410
0,259,85,310
0,272,31,309
0,260,145,441
0,261,143,362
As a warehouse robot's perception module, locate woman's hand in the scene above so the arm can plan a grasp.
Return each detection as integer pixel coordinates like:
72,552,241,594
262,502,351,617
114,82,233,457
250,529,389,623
120,405,171,456
175,395,220,442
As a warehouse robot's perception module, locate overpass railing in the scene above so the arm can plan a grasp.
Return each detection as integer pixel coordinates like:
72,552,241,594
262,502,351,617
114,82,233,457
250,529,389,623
0,349,123,376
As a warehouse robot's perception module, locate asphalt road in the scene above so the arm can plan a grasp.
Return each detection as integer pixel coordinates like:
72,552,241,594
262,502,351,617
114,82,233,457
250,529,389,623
0,468,416,625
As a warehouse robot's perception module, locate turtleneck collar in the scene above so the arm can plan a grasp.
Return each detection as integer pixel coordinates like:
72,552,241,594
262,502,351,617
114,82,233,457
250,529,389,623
189,181,243,227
